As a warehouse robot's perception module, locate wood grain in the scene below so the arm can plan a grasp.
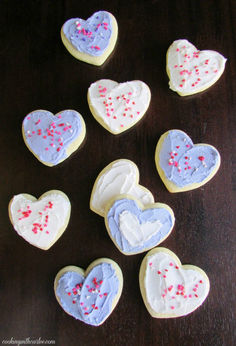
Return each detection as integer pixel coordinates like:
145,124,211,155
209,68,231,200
0,0,235,345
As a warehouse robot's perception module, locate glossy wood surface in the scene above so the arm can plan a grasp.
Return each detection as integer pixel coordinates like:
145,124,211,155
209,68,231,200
0,1,235,345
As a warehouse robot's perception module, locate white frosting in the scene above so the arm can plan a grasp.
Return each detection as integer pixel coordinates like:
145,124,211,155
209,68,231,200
10,193,70,249
144,251,209,316
119,211,162,247
90,160,154,216
88,79,151,134
167,39,226,95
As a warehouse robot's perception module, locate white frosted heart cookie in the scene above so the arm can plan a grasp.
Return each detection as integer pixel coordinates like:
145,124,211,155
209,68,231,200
90,159,154,217
54,258,123,326
88,79,151,134
104,195,175,255
61,11,118,66
22,110,86,167
166,39,227,96
139,248,210,318
155,129,221,192
8,190,71,250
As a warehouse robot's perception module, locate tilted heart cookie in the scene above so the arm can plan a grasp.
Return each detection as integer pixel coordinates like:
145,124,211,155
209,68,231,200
90,159,154,216
61,11,118,66
88,79,151,134
22,110,86,166
166,39,227,96
8,190,71,250
139,248,210,318
104,195,175,255
155,129,221,192
54,258,123,326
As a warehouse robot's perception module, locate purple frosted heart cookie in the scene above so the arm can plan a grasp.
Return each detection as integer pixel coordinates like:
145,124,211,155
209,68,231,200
155,129,221,192
61,11,118,66
22,109,86,166
54,258,123,326
104,195,175,255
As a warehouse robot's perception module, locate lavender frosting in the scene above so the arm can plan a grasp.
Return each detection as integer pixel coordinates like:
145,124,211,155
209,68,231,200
23,110,83,165
56,263,119,326
63,11,112,56
159,130,220,187
107,198,174,254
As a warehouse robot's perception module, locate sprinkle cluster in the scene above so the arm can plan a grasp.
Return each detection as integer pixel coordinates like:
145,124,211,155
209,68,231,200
148,261,204,310
69,13,110,55
174,44,219,89
167,143,207,173
26,114,73,153
97,84,141,129
66,277,108,316
17,201,54,235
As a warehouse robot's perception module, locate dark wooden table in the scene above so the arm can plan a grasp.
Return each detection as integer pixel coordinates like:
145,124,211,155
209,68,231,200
0,1,235,345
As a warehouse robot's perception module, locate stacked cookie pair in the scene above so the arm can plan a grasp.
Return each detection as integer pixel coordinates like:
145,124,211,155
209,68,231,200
88,158,210,320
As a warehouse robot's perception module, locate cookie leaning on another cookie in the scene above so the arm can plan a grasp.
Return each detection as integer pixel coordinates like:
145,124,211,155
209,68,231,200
8,190,71,250
61,11,118,66
155,129,221,192
104,195,175,255
54,258,123,326
139,247,210,318
90,159,154,217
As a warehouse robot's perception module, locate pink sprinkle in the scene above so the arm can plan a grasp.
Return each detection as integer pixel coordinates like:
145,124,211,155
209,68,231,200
171,306,175,310
169,262,173,266
176,48,180,52
35,120,41,125
198,156,205,161
186,144,190,148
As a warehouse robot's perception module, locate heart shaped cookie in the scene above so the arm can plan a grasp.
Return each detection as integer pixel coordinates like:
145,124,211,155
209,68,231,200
139,248,210,318
90,159,154,216
166,39,227,96
104,195,175,255
54,258,123,326
88,79,151,134
8,190,71,250
61,11,118,66
155,130,221,192
22,110,86,166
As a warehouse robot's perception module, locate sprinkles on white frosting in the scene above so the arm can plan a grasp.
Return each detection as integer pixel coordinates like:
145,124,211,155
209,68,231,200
166,39,227,96
9,191,71,250
88,79,151,134
139,248,210,318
